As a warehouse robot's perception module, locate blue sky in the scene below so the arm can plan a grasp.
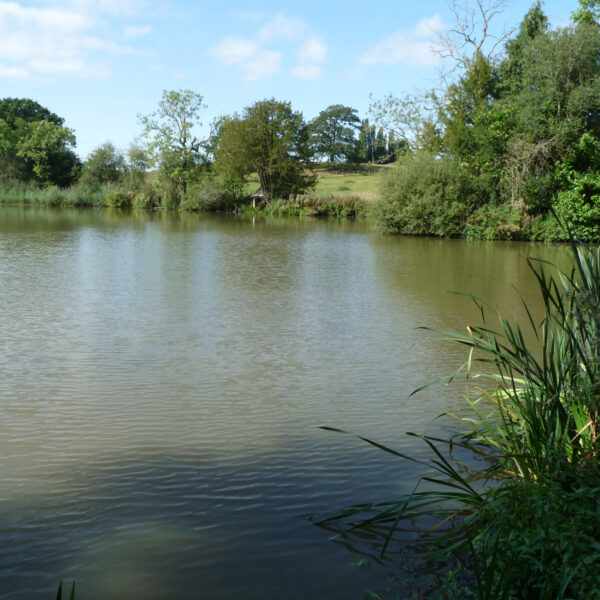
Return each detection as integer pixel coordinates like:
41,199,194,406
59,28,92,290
0,0,578,158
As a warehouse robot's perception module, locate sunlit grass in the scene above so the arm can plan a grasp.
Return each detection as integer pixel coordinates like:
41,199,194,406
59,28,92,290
244,164,387,201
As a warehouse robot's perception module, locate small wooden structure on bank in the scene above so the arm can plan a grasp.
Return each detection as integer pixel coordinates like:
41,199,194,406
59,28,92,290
251,188,266,208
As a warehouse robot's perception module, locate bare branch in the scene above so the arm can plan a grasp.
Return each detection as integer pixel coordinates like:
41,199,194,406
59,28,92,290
434,0,517,78
368,91,440,153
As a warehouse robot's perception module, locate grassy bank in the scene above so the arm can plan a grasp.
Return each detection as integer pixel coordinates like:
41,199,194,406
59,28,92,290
0,165,591,243
0,167,380,219
324,237,600,598
243,164,386,202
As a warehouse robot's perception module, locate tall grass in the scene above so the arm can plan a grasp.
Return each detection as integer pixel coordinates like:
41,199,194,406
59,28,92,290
0,184,114,207
323,237,600,598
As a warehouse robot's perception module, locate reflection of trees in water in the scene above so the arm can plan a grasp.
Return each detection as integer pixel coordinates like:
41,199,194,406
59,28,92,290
370,235,574,329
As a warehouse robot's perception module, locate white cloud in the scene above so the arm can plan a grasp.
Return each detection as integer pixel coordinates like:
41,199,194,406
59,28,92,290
291,36,326,81
359,14,445,67
257,13,305,43
0,0,148,78
291,64,322,80
244,50,281,80
0,63,28,77
208,36,281,81
209,36,258,65
60,0,144,17
209,12,323,82
297,37,326,63
413,14,445,37
123,25,152,40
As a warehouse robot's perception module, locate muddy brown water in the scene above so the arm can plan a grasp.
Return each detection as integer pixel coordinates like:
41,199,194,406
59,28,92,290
0,208,573,598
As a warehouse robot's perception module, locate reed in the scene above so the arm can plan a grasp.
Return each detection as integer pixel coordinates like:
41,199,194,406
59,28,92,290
323,237,600,598
56,581,75,600
0,184,113,207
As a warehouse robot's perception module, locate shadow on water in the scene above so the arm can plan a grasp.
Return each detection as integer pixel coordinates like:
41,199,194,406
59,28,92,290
0,445,434,600
0,207,577,599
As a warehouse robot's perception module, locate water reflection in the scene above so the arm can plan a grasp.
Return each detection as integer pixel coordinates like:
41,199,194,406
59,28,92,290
0,208,571,598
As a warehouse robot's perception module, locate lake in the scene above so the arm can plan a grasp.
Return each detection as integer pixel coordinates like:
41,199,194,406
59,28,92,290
0,208,573,599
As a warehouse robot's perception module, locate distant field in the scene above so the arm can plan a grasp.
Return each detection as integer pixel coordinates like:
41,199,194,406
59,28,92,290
245,164,389,200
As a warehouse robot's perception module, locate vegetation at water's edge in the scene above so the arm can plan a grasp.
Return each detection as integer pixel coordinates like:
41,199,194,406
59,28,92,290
323,234,600,598
3,1,600,242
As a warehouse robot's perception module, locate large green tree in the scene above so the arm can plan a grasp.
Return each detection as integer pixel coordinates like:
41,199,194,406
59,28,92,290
309,104,360,163
0,98,64,127
139,89,207,203
572,0,600,25
215,99,315,200
440,51,498,160
499,2,548,96
0,98,79,187
80,142,126,187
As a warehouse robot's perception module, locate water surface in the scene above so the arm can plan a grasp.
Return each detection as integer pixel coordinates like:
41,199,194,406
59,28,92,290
0,208,573,598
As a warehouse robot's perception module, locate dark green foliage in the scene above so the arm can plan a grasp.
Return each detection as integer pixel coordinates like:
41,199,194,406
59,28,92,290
440,480,600,599
80,142,126,188
371,153,474,236
0,97,80,188
309,104,360,163
499,2,548,96
373,127,387,162
553,173,600,240
214,98,316,201
56,580,75,600
354,119,374,163
105,189,133,208
440,52,497,163
368,6,600,241
0,97,63,127
386,131,407,163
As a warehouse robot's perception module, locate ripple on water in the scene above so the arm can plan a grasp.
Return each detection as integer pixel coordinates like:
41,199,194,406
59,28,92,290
0,209,575,599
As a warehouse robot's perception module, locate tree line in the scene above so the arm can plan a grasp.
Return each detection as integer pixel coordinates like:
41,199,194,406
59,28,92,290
0,92,385,207
2,0,600,240
371,0,600,240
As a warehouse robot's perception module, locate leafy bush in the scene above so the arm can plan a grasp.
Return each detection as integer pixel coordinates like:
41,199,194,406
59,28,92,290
105,189,133,208
181,179,232,211
132,190,159,209
438,480,600,599
464,200,534,240
553,172,600,240
370,153,475,236
245,195,367,218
